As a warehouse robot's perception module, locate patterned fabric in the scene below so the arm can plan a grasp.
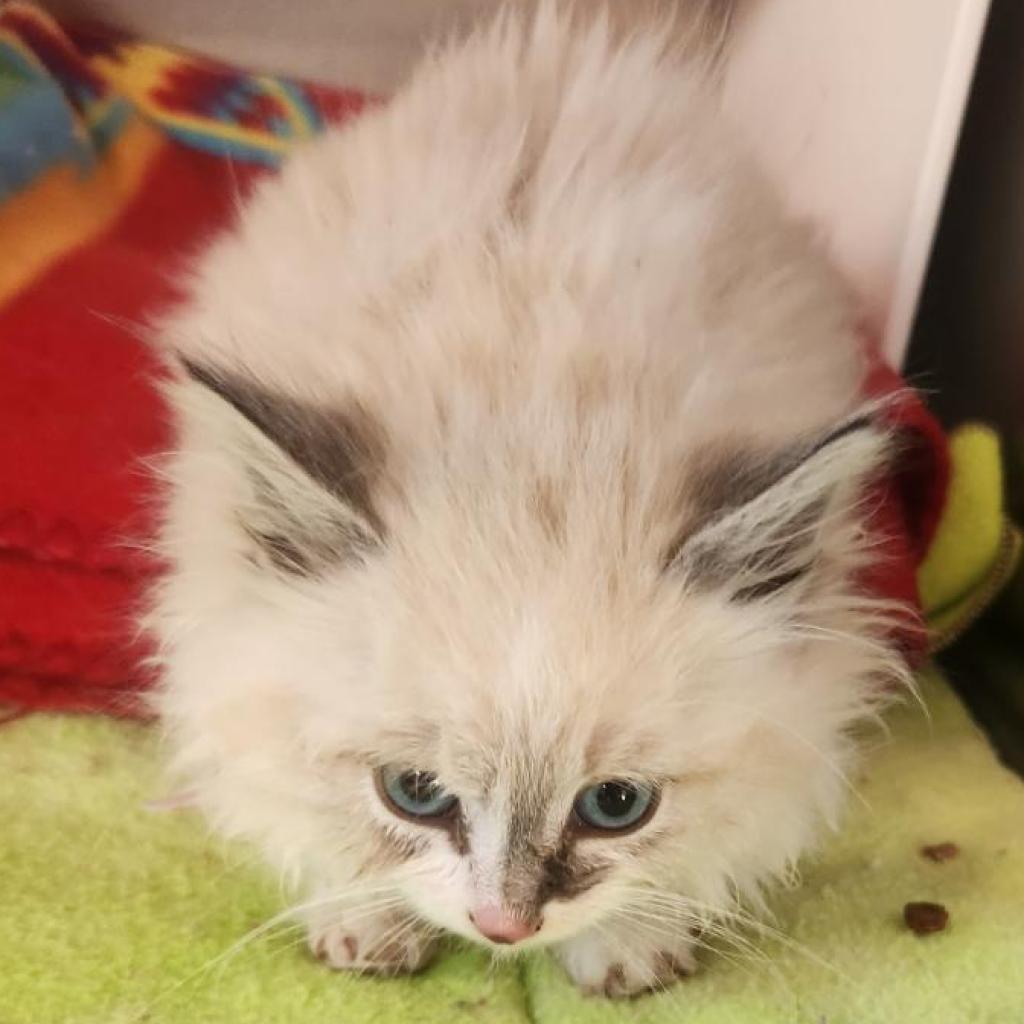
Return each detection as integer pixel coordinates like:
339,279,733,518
0,3,365,716
0,2,357,190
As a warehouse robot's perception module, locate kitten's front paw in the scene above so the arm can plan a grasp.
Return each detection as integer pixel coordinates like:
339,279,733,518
556,925,696,999
307,911,436,976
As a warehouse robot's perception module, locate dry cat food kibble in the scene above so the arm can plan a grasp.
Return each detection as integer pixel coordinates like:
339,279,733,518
903,901,950,935
921,842,960,863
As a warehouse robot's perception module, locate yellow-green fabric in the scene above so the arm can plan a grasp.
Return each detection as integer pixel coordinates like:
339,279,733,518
918,423,1022,650
4,671,1023,1024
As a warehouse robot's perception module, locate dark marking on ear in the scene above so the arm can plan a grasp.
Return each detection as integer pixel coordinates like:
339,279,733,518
661,446,793,572
677,415,876,551
810,413,874,454
243,527,315,576
663,415,880,594
241,464,378,577
733,565,810,601
687,447,799,533
182,359,387,538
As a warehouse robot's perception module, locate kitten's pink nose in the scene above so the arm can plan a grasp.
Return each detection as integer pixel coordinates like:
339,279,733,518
469,905,542,944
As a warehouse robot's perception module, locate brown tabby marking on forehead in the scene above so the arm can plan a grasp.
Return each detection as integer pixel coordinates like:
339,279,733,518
504,169,531,222
563,349,614,421
529,475,567,544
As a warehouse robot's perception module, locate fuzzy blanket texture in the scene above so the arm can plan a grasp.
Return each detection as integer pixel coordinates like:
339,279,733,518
4,668,1024,1024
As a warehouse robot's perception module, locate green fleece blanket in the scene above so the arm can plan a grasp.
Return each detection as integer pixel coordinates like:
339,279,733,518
4,669,1023,1024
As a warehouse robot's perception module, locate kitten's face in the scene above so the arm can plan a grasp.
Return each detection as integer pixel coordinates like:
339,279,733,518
339,573,690,950
281,506,877,952
174,386,896,952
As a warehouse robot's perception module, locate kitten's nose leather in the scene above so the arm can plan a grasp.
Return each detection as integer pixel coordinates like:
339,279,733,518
469,906,541,944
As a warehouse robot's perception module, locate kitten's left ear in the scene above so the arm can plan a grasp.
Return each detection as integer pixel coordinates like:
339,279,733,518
179,358,387,576
670,418,889,601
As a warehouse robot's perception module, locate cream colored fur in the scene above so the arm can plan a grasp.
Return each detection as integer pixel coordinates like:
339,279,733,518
149,2,909,998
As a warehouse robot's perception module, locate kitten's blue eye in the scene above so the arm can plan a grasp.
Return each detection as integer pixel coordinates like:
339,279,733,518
377,766,458,820
573,780,657,833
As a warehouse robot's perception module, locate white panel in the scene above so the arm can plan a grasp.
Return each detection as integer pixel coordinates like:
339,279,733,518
42,0,991,365
723,0,990,365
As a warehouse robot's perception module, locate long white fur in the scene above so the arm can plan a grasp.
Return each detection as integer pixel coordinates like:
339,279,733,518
148,1,910,995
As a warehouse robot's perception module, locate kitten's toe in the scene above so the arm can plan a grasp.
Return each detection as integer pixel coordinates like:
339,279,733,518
599,950,695,999
307,916,436,976
310,927,361,969
649,948,697,989
557,928,697,998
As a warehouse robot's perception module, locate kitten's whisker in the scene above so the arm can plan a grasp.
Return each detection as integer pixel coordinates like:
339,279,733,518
628,889,784,946
144,882,408,1009
625,888,849,982
609,904,793,1000
210,891,410,984
624,888,785,954
355,910,423,973
615,901,761,947
612,903,772,972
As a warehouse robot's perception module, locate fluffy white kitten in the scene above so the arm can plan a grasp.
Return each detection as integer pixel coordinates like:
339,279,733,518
150,1,909,998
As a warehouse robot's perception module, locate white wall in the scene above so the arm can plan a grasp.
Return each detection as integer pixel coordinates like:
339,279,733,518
44,0,990,363
723,0,989,364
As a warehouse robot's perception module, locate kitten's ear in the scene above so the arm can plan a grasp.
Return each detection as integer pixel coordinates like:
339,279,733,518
180,359,386,576
670,418,889,602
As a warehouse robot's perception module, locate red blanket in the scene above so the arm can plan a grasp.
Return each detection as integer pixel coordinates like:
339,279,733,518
0,5,948,718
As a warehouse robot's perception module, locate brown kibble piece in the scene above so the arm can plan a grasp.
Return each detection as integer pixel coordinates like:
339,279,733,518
921,842,960,863
903,901,949,935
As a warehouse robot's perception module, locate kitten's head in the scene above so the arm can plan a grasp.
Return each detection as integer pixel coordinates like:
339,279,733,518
155,357,905,951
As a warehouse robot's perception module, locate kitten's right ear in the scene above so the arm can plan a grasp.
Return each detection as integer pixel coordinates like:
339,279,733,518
179,358,387,577
668,418,889,603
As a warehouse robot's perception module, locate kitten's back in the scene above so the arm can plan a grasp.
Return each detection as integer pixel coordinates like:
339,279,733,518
161,1,868,585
